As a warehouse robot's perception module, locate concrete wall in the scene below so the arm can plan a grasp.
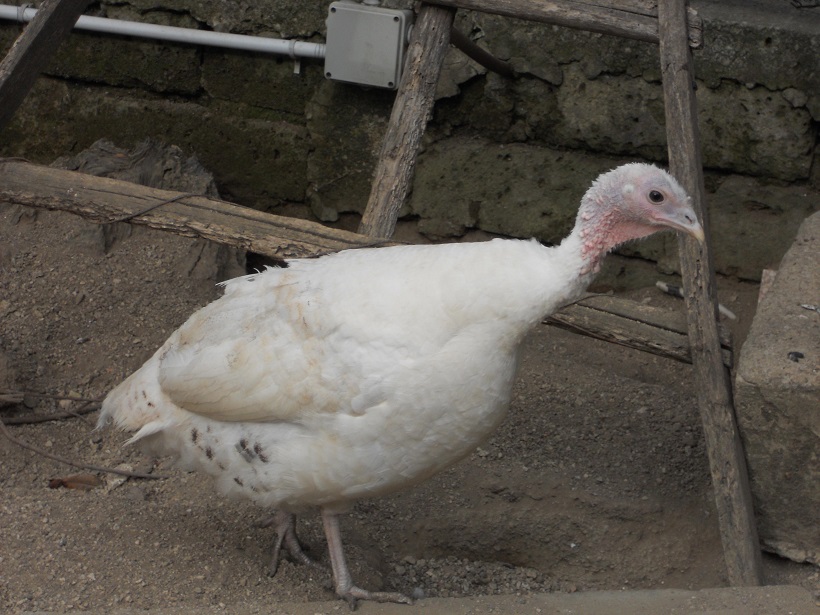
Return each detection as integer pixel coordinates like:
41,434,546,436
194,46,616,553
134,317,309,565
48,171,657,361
734,211,819,565
1,0,817,279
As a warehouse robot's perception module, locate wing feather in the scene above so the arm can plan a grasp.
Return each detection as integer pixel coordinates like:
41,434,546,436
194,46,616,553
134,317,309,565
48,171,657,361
152,240,541,424
158,268,354,422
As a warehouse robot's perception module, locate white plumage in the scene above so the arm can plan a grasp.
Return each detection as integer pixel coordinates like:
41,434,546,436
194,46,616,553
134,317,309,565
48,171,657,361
99,163,704,605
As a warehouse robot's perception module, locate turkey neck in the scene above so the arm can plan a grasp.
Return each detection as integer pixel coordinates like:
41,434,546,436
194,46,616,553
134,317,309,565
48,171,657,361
486,199,612,340
570,185,627,277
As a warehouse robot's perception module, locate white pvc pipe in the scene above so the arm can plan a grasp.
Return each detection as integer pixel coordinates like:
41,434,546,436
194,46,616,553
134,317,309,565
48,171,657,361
0,4,326,59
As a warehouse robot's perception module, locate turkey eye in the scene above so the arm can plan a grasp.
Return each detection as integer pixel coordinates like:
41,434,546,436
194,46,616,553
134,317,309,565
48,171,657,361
648,190,664,203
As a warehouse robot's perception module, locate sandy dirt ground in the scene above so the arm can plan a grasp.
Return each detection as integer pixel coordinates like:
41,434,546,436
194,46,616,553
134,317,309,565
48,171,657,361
1,204,818,614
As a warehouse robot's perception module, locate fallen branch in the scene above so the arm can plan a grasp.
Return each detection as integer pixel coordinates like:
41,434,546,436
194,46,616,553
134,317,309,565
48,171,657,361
0,391,23,405
0,389,103,425
0,159,396,259
0,416,165,480
1,402,100,425
0,389,102,404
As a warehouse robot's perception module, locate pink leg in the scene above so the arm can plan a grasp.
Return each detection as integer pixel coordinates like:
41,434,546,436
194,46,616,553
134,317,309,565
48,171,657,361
321,508,413,608
268,510,319,575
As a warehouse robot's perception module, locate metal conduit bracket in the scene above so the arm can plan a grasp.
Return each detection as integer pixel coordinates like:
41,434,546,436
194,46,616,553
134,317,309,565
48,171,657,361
16,3,32,23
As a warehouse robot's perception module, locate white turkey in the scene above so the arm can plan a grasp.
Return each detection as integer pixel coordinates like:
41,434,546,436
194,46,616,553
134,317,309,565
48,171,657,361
99,163,704,606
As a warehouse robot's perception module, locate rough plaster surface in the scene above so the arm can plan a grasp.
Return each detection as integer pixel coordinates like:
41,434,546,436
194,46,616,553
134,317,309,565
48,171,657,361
409,137,621,242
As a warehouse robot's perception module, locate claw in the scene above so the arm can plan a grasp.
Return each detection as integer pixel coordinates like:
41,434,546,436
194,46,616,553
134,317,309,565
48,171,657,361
268,511,320,576
321,509,414,607
339,586,414,609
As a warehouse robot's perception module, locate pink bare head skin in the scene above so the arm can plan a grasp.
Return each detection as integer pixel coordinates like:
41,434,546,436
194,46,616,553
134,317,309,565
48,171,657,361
575,163,704,274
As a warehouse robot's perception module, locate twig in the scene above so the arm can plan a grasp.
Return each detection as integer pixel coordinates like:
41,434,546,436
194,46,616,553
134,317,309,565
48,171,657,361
108,192,211,224
9,390,102,403
0,416,166,480
449,26,516,78
2,402,100,425
0,390,103,425
0,392,24,405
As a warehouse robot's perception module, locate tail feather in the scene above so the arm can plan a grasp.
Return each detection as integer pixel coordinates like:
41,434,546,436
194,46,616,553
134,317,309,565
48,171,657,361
98,351,172,434
127,419,175,445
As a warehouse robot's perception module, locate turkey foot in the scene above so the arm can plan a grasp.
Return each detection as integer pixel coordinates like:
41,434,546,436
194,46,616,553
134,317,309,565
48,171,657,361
268,510,320,575
322,509,414,608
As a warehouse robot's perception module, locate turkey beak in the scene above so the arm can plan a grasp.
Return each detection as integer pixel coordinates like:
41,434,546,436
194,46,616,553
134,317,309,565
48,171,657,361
659,202,705,244
680,217,705,244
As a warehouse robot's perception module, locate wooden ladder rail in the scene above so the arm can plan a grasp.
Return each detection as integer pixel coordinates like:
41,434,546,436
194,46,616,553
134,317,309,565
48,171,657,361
659,0,763,585
358,4,456,239
358,0,761,586
0,0,90,130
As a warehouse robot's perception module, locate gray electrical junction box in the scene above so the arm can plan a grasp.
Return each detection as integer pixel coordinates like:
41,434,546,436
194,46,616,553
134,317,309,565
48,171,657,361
324,1,414,89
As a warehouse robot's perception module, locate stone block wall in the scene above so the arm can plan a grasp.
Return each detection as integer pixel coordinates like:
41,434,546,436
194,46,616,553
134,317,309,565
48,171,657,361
734,211,819,565
0,0,818,279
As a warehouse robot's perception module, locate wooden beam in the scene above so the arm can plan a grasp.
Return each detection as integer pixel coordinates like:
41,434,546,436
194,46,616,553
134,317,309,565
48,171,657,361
0,0,91,130
658,0,762,586
545,294,732,368
358,4,456,239
0,160,390,259
426,0,702,48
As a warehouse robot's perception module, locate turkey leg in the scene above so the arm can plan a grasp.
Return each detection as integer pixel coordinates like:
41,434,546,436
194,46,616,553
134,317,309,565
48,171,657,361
321,509,413,607
268,510,318,575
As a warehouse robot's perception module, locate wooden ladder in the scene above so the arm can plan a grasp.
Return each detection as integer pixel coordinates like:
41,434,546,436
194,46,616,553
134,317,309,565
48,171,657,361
0,0,763,586
358,0,763,587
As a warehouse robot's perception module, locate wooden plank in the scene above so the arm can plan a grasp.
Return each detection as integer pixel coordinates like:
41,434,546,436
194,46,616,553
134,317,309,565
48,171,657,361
0,160,390,259
358,4,456,239
658,0,762,586
426,0,703,48
0,0,91,130
545,294,732,367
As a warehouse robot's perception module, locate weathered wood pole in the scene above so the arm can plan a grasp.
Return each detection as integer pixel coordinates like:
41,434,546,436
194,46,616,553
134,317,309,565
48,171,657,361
0,0,90,130
658,0,763,586
358,4,456,239
427,0,703,47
